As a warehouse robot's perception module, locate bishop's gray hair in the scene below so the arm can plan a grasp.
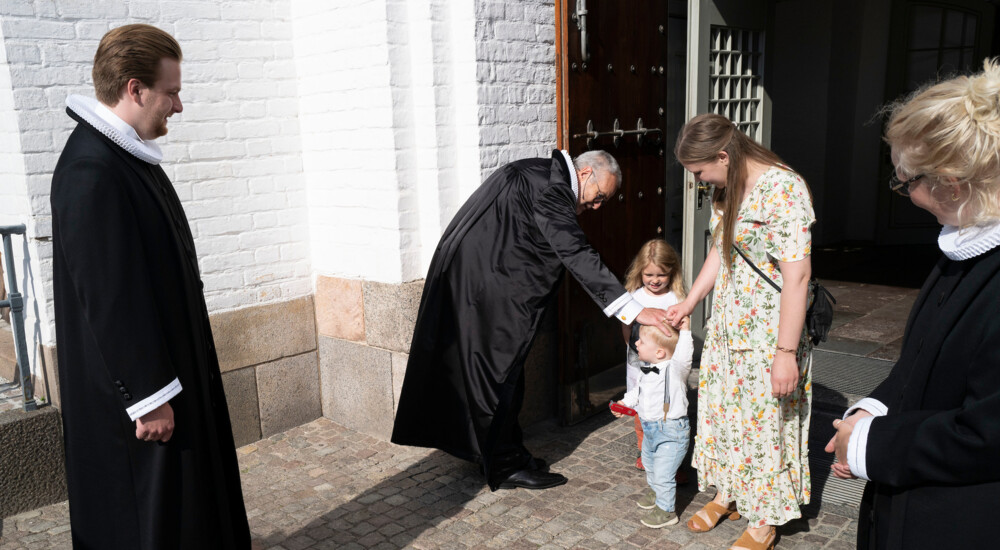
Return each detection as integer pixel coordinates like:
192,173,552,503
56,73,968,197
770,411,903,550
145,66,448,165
573,150,622,189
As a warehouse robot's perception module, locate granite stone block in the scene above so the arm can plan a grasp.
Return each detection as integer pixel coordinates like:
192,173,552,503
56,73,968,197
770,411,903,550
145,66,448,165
221,366,261,447
319,336,394,439
256,352,322,438
211,295,317,373
315,276,365,342
362,280,423,353
0,407,67,518
391,352,407,416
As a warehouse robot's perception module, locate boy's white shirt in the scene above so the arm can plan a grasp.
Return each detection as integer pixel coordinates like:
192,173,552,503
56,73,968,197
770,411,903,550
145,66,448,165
626,289,679,393
621,330,693,421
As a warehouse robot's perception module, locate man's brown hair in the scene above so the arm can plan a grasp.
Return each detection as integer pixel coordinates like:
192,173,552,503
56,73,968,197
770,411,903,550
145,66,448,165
93,24,182,106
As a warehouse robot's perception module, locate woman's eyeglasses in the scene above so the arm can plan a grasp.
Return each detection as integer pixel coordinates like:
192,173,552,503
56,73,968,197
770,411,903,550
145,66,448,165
888,171,924,197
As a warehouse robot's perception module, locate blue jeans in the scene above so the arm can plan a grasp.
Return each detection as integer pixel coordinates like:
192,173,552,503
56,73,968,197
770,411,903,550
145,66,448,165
641,417,690,512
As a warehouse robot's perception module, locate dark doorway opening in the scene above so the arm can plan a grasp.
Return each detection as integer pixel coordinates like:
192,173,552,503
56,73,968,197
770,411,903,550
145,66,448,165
812,242,939,289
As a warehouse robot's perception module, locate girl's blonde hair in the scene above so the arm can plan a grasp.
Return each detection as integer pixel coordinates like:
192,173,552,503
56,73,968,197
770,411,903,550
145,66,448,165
886,58,1000,225
674,114,804,271
623,239,686,298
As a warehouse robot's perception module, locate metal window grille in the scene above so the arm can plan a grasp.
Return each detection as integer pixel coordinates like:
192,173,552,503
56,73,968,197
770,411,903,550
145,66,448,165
709,26,765,141
904,6,979,90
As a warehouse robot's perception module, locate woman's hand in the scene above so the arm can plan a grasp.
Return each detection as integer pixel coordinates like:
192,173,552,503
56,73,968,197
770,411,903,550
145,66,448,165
770,351,799,398
665,300,694,327
824,410,873,479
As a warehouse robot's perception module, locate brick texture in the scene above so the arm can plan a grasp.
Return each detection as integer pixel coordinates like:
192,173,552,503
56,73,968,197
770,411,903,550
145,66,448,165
0,0,312,336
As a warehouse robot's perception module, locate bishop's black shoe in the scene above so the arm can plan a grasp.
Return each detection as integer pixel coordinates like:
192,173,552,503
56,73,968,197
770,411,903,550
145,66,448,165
527,457,548,471
497,468,568,490
480,456,548,475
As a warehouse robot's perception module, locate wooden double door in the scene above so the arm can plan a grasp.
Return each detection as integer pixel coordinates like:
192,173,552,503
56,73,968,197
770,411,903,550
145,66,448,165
555,0,769,424
556,0,688,424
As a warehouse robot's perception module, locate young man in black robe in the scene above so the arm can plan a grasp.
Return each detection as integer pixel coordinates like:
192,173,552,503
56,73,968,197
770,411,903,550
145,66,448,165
50,25,251,549
392,149,672,490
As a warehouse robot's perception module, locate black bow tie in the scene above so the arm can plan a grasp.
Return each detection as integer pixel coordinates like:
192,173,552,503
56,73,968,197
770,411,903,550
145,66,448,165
640,365,660,375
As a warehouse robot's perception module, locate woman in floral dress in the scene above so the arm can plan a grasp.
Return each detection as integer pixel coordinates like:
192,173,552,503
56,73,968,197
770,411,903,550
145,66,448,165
666,113,814,550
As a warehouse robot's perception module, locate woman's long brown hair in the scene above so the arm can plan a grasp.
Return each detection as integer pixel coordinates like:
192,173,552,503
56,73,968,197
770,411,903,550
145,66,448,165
674,114,789,273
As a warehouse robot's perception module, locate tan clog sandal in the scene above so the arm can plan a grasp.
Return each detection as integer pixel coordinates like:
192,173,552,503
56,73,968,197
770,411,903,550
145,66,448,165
686,500,741,532
729,526,776,550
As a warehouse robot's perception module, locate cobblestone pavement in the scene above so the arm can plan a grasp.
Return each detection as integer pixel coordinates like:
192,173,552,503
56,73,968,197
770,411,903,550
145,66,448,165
0,414,857,549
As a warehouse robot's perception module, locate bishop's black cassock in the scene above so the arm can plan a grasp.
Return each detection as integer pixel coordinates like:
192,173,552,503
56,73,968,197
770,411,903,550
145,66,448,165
391,150,635,488
51,106,250,549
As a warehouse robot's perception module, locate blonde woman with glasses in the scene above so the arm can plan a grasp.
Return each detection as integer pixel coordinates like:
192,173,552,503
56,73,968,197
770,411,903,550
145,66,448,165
826,59,1000,550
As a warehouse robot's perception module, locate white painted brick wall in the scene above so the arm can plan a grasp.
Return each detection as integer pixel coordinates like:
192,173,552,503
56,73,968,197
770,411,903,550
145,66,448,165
0,21,54,391
293,0,482,283
0,0,313,355
291,0,399,282
474,0,557,180
0,0,559,374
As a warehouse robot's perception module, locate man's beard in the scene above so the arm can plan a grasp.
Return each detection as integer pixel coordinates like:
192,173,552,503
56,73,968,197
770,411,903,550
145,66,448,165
152,119,168,138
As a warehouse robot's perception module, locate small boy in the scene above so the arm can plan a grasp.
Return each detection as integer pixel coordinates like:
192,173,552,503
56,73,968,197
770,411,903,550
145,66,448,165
611,319,692,529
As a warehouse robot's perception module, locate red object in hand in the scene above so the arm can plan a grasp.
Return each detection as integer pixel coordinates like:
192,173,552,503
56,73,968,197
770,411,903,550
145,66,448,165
610,401,637,416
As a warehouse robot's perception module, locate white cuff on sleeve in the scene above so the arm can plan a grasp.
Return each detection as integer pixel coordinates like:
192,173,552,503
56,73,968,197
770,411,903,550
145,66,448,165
126,377,182,421
845,397,888,418
604,291,633,317
847,415,874,481
608,296,644,324
621,389,639,409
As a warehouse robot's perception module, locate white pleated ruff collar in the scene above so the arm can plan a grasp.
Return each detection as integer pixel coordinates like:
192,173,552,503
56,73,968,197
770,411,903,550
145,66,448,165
939,222,1000,260
66,94,163,165
560,149,579,200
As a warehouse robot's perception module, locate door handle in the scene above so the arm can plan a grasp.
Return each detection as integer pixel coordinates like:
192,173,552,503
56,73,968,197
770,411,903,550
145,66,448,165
696,183,713,209
572,0,590,63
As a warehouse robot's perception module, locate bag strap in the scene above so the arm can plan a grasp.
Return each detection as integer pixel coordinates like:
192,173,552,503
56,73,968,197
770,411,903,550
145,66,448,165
732,244,781,292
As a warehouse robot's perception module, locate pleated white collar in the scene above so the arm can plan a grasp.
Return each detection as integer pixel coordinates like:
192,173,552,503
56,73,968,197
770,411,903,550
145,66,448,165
66,94,163,165
939,222,1000,260
560,149,579,200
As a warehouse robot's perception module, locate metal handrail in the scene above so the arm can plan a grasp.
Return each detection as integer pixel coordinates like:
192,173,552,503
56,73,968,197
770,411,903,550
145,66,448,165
0,224,36,411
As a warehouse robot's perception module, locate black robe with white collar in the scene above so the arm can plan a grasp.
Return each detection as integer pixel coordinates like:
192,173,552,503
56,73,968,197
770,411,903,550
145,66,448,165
858,246,1000,549
51,108,250,549
391,151,627,488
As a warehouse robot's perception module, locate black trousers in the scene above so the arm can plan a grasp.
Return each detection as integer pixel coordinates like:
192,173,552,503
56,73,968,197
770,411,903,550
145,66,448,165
486,366,533,488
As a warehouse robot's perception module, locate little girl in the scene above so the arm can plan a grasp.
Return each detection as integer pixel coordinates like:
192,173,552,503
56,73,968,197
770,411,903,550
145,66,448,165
622,239,686,470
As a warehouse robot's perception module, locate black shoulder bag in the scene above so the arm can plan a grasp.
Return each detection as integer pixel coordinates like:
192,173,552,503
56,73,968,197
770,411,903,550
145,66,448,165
731,245,836,345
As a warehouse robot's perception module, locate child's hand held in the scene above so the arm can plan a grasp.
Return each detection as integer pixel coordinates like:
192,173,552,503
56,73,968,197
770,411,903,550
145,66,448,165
609,400,637,417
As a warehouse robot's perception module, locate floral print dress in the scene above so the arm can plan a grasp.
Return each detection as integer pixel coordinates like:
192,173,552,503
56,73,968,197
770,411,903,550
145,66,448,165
692,166,815,527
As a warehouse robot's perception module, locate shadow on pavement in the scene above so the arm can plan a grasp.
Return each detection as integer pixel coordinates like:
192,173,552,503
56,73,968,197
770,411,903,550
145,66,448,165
260,413,625,549
258,381,855,548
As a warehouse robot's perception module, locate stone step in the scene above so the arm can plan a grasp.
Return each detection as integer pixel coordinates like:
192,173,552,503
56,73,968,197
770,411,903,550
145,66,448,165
811,348,894,410
806,349,894,515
